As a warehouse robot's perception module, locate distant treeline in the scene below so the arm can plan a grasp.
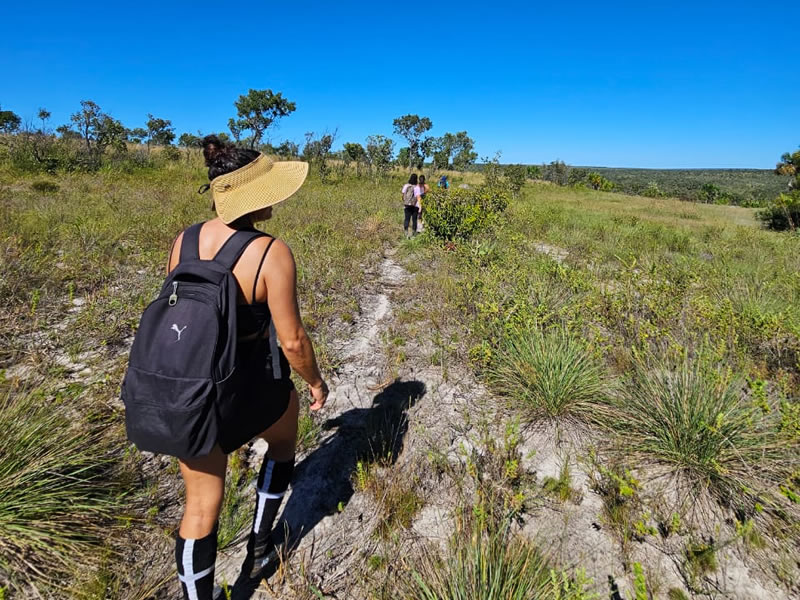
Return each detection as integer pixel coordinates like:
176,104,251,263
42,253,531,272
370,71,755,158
0,93,478,182
468,160,793,207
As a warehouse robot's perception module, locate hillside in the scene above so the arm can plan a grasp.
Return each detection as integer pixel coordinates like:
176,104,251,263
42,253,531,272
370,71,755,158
1,165,799,599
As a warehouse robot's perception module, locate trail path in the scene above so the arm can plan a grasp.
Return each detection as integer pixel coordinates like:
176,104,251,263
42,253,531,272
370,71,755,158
215,248,472,598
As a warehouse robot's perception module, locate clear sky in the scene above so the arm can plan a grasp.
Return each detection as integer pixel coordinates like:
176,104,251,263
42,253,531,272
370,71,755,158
2,1,797,168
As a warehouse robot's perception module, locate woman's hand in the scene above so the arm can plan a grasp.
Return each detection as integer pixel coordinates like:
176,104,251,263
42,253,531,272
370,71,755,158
309,380,329,411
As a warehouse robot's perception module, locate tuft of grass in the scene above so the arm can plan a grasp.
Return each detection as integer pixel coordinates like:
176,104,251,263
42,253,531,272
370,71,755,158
0,387,121,595
603,357,794,509
401,513,596,600
488,327,607,424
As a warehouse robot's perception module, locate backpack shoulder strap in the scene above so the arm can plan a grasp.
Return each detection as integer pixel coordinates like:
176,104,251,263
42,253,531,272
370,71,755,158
213,229,266,270
251,236,276,300
179,223,204,263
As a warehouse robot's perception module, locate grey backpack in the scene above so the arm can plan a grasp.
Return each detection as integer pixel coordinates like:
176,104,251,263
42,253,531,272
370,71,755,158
403,184,417,206
121,223,266,458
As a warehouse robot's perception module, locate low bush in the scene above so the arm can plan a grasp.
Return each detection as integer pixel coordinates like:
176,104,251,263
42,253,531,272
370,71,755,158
423,186,508,240
757,191,800,231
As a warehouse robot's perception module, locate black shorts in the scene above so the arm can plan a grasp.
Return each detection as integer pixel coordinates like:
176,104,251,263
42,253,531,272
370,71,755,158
217,341,295,454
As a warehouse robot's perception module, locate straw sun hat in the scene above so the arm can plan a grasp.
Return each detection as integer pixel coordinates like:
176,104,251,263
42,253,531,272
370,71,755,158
210,154,309,224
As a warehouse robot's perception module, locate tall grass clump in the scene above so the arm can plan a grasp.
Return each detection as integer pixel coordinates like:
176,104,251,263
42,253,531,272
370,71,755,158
0,388,121,595
488,328,607,425
402,514,595,600
605,357,795,509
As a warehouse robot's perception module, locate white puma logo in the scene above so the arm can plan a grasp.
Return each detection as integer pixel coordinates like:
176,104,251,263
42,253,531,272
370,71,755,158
171,324,187,341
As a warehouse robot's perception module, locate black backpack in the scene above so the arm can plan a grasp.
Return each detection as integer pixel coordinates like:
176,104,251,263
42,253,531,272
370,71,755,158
121,223,267,458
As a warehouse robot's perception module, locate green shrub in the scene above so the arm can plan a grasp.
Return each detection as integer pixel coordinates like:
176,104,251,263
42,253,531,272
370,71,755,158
757,191,800,231
424,186,508,240
604,357,794,508
503,164,527,196
587,172,614,191
488,327,607,424
642,181,664,197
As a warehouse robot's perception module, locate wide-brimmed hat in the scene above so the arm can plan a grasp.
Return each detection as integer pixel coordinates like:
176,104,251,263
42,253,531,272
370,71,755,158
211,154,309,224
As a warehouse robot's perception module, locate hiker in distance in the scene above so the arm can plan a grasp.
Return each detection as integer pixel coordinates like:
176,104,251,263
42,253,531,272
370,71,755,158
416,174,430,233
121,135,329,600
401,173,423,237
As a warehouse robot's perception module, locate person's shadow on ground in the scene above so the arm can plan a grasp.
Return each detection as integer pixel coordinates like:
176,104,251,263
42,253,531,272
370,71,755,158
229,379,426,598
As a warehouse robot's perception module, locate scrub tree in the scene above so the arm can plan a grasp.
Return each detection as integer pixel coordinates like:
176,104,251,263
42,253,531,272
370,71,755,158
146,114,175,150
0,107,21,134
343,142,367,177
392,114,432,171
231,89,296,150
366,134,395,182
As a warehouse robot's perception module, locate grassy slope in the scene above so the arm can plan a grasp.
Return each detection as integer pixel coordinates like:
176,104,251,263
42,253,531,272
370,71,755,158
401,182,800,595
2,163,799,597
0,164,397,597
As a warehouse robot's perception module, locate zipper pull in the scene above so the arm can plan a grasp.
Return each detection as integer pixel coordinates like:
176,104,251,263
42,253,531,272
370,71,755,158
168,282,178,306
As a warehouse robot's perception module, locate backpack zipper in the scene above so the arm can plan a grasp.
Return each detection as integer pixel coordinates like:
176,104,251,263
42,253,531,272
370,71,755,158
168,282,178,306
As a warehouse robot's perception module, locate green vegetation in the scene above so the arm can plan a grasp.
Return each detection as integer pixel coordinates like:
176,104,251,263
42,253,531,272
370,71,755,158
604,357,791,508
423,186,509,240
403,513,596,600
488,327,607,424
3,125,800,596
584,166,790,206
0,387,122,595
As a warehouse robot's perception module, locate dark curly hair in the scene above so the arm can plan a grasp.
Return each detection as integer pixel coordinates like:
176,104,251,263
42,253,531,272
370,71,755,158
202,135,259,180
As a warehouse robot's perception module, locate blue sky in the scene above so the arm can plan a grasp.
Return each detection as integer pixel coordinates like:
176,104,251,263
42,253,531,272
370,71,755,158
2,1,798,168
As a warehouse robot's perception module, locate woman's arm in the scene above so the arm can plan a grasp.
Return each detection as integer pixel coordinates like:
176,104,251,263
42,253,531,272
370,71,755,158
263,239,328,409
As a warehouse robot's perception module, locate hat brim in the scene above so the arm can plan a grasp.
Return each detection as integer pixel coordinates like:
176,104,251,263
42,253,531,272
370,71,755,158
212,156,309,224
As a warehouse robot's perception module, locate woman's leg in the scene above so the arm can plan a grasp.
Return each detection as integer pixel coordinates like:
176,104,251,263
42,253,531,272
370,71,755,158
411,206,419,234
403,206,412,234
176,446,227,599
245,390,299,578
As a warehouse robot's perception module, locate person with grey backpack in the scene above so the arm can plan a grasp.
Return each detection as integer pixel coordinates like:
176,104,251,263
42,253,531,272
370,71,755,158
121,135,329,598
401,173,422,237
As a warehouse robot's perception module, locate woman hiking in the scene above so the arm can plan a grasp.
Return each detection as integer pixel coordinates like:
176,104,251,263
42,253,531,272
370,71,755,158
416,174,430,233
159,136,328,598
401,173,422,237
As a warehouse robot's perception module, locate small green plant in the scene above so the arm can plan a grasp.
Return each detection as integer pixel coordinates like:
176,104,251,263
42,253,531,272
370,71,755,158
0,387,121,595
642,182,664,197
685,540,717,581
587,172,614,192
632,562,649,600
503,164,527,196
757,190,800,231
217,449,254,549
354,460,371,492
541,460,580,503
667,588,689,600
